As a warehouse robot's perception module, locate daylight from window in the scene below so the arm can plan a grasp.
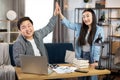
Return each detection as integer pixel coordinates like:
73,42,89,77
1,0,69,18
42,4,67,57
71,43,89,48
25,0,54,43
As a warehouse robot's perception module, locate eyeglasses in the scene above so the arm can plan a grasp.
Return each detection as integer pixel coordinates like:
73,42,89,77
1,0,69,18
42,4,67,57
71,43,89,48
49,64,59,69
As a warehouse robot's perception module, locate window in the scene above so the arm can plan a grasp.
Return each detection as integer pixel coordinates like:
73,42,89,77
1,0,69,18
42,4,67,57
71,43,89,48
25,0,54,43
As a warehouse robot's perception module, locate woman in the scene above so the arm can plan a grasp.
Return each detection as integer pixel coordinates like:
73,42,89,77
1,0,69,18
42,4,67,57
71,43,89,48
59,8,104,80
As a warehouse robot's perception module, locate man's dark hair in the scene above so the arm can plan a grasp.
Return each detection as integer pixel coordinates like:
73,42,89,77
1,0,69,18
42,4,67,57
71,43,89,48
17,17,33,30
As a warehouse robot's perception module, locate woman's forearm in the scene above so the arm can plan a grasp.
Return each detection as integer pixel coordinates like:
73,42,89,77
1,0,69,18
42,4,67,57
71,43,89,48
59,12,64,20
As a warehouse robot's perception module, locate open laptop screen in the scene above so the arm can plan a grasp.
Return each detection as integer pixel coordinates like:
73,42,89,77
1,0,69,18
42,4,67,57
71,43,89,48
20,55,48,74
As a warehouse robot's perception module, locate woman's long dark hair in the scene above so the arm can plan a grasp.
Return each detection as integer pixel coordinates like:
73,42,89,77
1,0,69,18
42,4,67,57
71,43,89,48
78,8,97,46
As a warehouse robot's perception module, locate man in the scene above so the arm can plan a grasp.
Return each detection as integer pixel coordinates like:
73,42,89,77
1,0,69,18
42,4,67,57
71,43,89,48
13,2,60,67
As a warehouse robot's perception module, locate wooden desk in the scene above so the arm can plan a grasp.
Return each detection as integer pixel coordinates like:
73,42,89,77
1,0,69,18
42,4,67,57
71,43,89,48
15,64,110,80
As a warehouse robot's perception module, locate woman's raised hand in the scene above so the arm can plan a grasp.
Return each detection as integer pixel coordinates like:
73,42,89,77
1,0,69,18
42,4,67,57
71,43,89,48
54,2,64,19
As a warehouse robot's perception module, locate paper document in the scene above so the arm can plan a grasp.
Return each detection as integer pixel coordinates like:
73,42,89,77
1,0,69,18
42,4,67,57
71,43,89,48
53,66,77,74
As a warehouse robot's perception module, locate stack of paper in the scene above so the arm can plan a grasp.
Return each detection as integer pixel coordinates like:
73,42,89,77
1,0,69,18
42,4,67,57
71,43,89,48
72,58,89,68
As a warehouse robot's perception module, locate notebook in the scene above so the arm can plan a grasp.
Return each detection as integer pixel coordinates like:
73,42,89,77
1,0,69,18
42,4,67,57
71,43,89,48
20,55,53,74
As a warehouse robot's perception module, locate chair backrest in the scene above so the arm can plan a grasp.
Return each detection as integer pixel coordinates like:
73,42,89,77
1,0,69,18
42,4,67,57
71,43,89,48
45,43,74,64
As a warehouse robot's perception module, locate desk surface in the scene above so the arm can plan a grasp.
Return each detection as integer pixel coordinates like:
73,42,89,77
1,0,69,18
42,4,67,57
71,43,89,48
15,64,110,80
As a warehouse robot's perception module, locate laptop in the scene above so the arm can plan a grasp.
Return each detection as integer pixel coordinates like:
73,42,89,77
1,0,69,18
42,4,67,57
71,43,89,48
20,55,53,75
